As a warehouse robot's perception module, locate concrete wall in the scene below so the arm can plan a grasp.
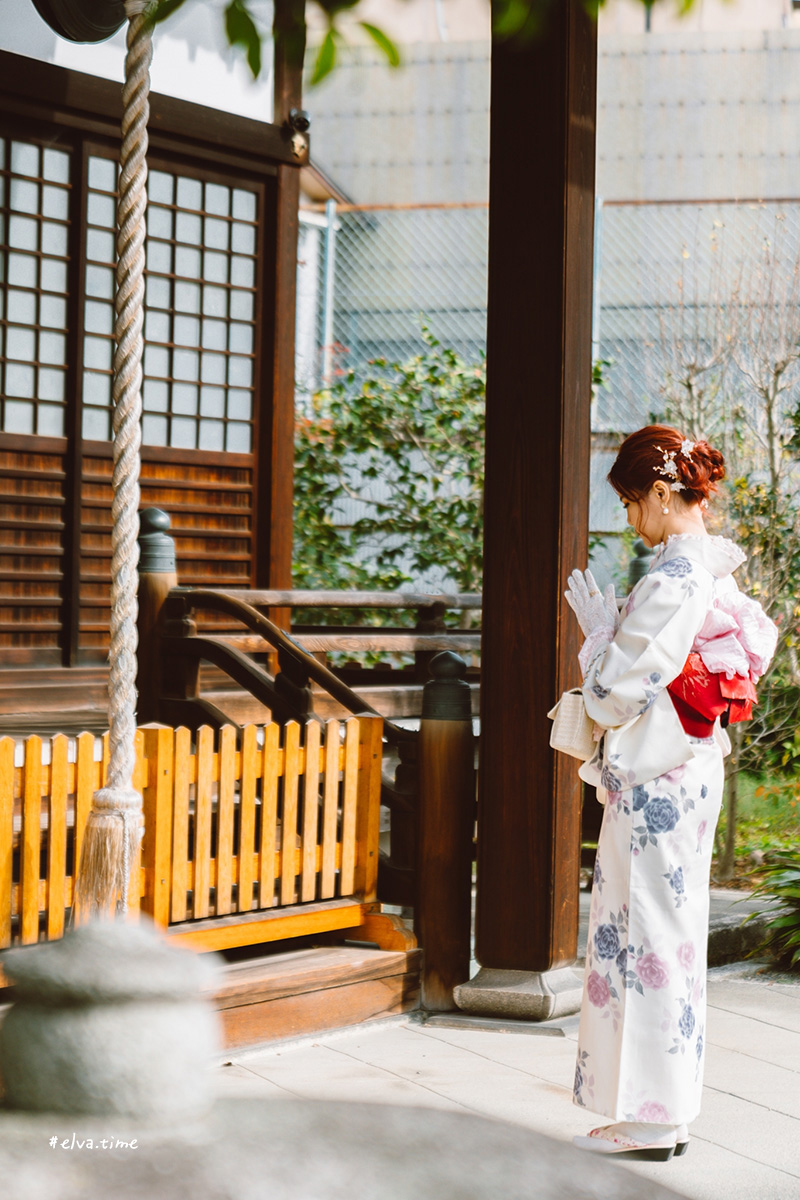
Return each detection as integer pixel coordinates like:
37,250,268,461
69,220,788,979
305,0,490,44
599,0,797,35
305,41,490,206
598,29,800,201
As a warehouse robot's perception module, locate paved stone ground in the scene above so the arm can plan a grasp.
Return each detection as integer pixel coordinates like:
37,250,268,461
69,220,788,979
218,953,800,1200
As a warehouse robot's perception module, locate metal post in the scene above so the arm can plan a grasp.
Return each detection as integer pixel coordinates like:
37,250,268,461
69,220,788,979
591,194,604,429
321,198,337,384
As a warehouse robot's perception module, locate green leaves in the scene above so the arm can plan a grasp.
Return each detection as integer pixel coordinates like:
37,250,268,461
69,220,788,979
358,23,400,68
492,0,552,39
146,0,189,26
746,849,800,969
309,15,399,86
293,328,486,599
149,0,264,78
225,0,261,78
310,28,337,86
146,0,703,86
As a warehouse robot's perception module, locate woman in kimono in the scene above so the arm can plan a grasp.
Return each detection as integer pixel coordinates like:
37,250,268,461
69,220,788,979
566,425,777,1162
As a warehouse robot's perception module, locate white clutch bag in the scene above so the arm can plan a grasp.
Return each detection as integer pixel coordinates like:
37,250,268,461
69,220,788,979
547,688,596,760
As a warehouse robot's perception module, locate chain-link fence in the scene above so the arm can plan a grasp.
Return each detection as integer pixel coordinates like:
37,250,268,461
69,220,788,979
594,197,800,435
295,196,800,558
296,202,489,402
298,197,800,425
592,196,800,581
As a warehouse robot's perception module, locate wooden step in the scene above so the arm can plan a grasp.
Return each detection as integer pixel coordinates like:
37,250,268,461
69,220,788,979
202,689,273,726
0,667,108,737
214,944,421,1050
202,684,429,725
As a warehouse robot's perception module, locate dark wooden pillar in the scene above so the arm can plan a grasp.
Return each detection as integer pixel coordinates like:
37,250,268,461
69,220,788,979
473,3,596,976
255,0,307,620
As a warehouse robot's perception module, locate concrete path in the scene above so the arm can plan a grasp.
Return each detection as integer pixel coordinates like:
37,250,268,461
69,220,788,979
217,963,800,1200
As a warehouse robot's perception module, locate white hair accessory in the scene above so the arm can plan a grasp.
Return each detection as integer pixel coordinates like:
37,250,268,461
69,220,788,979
653,445,686,492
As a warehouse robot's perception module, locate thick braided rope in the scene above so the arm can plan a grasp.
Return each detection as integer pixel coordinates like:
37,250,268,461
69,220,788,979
72,2,151,919
108,4,150,804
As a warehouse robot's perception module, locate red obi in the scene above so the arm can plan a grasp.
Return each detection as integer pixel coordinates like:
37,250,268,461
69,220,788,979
667,652,757,738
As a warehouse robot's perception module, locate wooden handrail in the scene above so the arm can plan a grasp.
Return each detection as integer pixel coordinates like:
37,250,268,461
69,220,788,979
166,588,416,743
209,630,480,655
201,589,482,609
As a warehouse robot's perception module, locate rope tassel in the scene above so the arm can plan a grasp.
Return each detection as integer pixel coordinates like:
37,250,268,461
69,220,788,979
74,1,151,921
73,790,143,919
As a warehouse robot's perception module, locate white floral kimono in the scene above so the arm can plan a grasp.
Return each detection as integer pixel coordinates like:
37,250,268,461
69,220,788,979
573,534,776,1125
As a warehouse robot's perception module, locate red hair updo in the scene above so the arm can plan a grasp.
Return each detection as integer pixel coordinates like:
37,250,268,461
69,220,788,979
607,425,725,507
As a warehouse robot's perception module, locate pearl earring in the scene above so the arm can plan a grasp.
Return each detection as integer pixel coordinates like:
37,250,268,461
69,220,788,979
662,505,670,515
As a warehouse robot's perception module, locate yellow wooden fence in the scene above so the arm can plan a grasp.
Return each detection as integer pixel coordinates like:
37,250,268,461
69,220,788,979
0,716,384,956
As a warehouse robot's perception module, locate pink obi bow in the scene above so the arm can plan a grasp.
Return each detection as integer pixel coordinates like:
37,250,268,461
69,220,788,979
692,592,778,683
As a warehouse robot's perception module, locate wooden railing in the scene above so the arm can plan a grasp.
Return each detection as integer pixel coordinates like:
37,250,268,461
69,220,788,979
136,508,477,1009
0,716,413,963
136,506,481,728
223,588,482,666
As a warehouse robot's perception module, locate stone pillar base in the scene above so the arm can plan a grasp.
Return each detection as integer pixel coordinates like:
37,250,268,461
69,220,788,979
453,966,583,1022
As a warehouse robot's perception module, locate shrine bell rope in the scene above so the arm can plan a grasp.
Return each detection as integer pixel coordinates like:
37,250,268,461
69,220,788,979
74,0,151,918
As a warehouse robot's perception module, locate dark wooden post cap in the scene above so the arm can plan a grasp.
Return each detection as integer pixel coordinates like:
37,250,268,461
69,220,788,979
627,538,654,590
421,651,472,721
139,508,176,575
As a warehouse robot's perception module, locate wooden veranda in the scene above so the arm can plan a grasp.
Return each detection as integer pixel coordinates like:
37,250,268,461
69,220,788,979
0,0,598,1027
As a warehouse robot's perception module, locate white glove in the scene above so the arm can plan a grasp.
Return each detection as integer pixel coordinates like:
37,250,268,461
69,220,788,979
565,569,618,639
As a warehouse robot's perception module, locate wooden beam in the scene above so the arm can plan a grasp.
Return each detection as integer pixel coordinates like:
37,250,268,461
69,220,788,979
0,50,296,171
474,1,596,973
273,0,307,125
62,140,89,668
253,1,307,622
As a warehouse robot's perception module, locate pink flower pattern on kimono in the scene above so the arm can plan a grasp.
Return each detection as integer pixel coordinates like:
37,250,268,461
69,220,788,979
636,1101,672,1123
635,952,671,990
620,1082,675,1124
586,971,611,1008
658,763,687,786
676,941,696,972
